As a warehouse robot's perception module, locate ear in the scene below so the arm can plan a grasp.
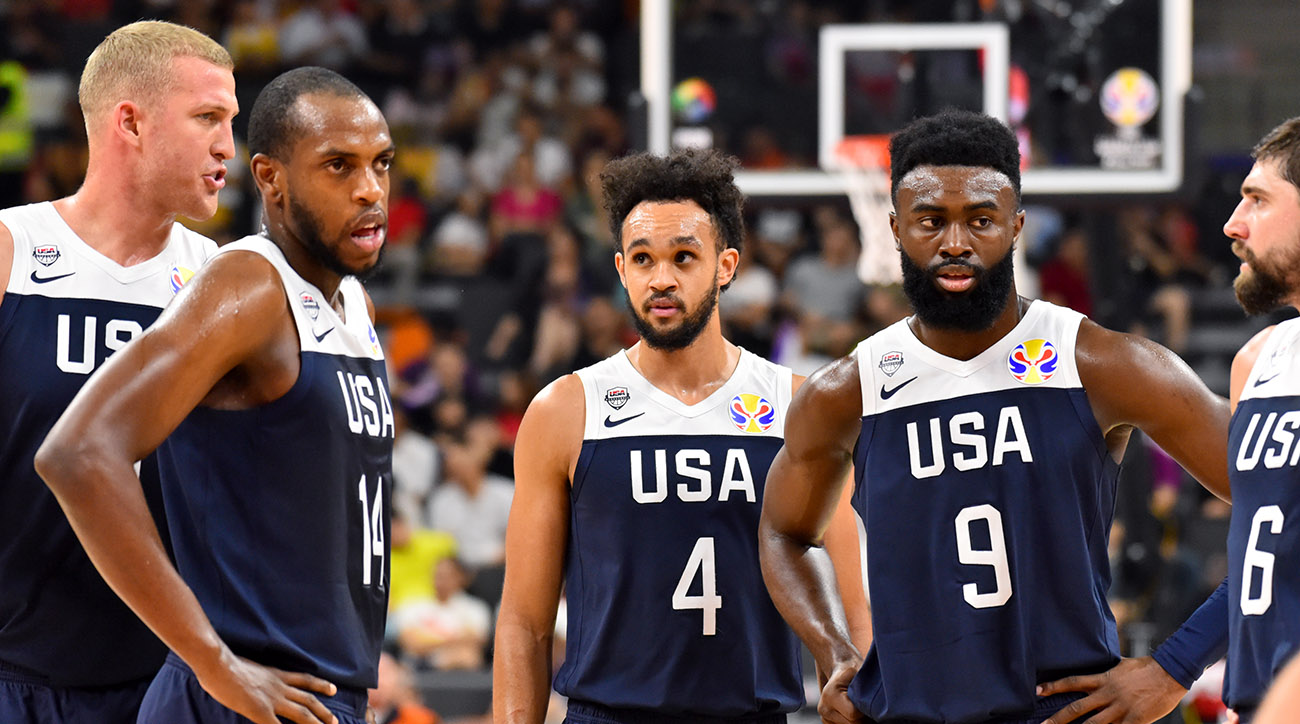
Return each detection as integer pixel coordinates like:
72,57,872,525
717,246,740,287
889,212,901,251
1012,209,1026,247
614,250,628,290
249,153,284,205
111,101,143,148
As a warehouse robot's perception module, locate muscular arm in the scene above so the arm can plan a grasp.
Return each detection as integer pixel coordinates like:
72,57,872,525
35,252,337,724
1038,321,1233,724
759,355,865,724
493,375,582,724
1077,320,1231,501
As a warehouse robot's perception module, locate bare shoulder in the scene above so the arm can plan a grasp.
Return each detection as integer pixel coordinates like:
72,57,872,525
797,353,862,411
1231,324,1277,409
1075,317,1179,372
515,373,586,477
0,220,12,310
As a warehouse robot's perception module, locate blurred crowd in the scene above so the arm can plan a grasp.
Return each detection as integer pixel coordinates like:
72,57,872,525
0,1,1263,722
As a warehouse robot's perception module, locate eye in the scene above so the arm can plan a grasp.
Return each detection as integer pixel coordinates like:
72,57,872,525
376,155,393,172
675,250,695,263
632,252,650,264
327,159,348,172
918,217,943,230
970,217,993,229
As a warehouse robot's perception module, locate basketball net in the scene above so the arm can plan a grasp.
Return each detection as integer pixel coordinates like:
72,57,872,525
832,135,901,285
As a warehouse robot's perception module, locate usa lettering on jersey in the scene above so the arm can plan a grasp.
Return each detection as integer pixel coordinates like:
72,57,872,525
1235,410,1300,471
628,448,757,504
337,370,396,439
55,314,143,374
905,405,1034,479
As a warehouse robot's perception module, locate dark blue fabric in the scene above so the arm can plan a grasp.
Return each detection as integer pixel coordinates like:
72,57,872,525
1151,577,1229,689
154,351,393,690
0,669,151,724
849,387,1122,722
554,434,803,717
0,291,166,685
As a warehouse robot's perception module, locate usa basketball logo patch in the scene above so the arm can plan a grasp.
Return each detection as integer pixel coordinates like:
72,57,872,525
729,393,776,433
169,265,195,294
300,292,321,320
878,351,904,377
33,245,59,266
604,387,630,409
1008,338,1059,385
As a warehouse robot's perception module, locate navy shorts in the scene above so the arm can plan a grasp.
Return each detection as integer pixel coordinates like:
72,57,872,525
0,668,152,724
137,653,368,724
563,699,788,724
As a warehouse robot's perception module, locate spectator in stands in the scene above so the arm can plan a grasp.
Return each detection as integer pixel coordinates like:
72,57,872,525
390,512,458,613
371,652,442,724
1039,226,1095,317
391,558,493,671
280,0,368,71
490,152,563,238
393,405,441,525
428,436,513,570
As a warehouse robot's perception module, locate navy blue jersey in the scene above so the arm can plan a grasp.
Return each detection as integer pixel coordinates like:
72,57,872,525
1224,319,1300,711
849,301,1120,723
554,350,803,717
0,202,213,686
154,236,393,690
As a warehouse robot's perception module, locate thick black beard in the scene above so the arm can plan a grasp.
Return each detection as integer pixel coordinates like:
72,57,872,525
900,248,1016,331
1235,246,1294,316
626,276,719,351
288,197,383,281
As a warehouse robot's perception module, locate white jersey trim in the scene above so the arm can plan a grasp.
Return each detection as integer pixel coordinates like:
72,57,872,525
1240,317,1300,401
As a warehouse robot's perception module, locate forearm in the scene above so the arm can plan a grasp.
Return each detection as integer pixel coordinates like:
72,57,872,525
759,528,861,673
492,619,555,724
37,452,227,673
1151,577,1229,688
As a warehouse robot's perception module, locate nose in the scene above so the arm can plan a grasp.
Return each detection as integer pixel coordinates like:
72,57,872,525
213,119,235,162
354,165,385,206
648,260,677,292
1224,199,1249,241
937,224,974,259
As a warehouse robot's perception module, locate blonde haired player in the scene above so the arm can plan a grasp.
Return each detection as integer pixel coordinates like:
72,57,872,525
0,20,234,724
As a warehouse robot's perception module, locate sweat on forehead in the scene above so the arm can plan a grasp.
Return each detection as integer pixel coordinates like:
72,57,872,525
897,165,1016,204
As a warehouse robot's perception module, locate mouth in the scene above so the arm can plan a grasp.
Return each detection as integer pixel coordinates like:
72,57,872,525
933,264,976,293
645,297,683,319
349,215,387,253
203,167,227,191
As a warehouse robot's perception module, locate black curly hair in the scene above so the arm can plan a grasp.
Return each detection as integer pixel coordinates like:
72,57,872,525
600,148,746,261
888,109,1021,205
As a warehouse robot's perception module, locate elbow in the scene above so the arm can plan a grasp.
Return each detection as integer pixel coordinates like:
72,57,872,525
34,429,100,499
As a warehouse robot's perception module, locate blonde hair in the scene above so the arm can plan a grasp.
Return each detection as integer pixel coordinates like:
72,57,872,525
78,21,233,128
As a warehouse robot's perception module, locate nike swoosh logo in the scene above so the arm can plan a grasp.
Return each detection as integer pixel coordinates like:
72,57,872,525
880,376,918,400
1254,372,1280,387
313,327,335,342
604,412,645,428
30,270,75,284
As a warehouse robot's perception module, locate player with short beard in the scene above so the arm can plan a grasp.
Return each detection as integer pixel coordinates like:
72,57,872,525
494,149,870,724
1221,115,1300,722
759,109,1234,724
36,67,394,724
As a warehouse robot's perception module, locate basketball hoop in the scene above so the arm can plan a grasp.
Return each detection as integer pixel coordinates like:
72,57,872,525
831,135,900,286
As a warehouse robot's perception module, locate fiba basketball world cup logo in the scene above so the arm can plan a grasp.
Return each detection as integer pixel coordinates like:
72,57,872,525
1008,339,1059,385
729,393,775,433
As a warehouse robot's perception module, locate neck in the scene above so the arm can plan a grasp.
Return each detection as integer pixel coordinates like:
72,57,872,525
54,164,178,266
625,317,739,405
265,215,345,308
909,290,1026,361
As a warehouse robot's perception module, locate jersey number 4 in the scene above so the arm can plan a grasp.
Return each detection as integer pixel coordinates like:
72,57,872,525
956,504,1013,609
1241,505,1283,616
673,537,723,635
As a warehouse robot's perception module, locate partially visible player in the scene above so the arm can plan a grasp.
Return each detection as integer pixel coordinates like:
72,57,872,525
493,149,869,724
36,67,394,724
0,20,234,724
1221,115,1300,724
759,110,1232,724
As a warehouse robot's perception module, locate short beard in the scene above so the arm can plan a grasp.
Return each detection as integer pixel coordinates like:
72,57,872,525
900,248,1015,331
1235,245,1296,316
626,276,719,351
288,197,383,281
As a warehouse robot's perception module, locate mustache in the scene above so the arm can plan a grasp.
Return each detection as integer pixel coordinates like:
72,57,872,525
644,292,685,308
